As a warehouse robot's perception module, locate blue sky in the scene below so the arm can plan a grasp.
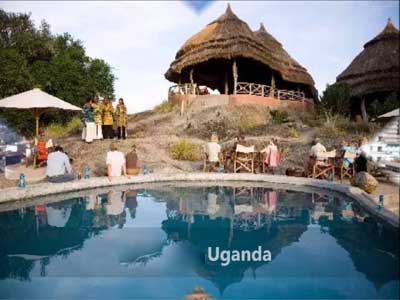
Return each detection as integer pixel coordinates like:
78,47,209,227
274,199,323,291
1,1,399,112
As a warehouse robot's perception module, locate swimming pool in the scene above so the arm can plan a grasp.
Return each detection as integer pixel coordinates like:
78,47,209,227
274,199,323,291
0,184,398,299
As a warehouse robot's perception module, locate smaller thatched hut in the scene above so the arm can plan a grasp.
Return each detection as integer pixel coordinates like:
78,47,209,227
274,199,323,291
336,18,399,121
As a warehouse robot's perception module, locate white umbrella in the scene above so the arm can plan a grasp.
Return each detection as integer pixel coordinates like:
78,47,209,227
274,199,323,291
0,88,82,136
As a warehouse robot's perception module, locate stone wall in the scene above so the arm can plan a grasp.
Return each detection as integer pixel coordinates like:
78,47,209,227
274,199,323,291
169,94,313,112
229,94,314,111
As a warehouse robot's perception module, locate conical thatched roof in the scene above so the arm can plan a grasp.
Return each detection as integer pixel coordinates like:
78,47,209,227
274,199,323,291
253,23,314,87
165,4,314,89
337,18,400,97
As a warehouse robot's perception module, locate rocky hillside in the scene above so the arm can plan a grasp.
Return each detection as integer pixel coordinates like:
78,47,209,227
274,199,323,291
0,103,381,190
55,103,379,177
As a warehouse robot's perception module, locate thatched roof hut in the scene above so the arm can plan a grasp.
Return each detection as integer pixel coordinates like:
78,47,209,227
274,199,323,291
253,23,314,91
165,4,315,98
337,18,399,96
336,18,399,120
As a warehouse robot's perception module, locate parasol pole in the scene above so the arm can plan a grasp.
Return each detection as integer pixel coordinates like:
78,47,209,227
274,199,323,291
33,108,46,136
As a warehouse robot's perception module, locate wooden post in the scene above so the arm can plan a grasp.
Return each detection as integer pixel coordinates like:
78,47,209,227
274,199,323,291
224,71,229,95
270,74,275,97
35,115,40,137
360,98,368,122
190,69,194,85
180,98,185,115
189,69,194,94
232,59,238,95
33,108,44,137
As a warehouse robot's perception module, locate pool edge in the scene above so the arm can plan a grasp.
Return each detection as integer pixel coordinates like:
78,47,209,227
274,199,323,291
1,173,398,229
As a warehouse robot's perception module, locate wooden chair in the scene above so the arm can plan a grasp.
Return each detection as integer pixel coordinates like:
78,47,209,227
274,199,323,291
203,152,223,172
234,145,255,173
336,151,356,181
309,150,336,180
33,139,48,169
222,149,234,173
310,160,335,179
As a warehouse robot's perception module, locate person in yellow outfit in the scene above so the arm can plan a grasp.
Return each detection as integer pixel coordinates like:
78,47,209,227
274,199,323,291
115,98,128,140
102,99,114,139
92,97,103,140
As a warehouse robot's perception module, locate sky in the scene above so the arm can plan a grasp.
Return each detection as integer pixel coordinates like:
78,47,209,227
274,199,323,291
1,1,399,113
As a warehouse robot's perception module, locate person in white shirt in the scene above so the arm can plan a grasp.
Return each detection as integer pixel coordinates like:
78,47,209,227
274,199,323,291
106,142,128,181
205,133,221,163
46,146,75,183
306,138,327,176
309,138,327,158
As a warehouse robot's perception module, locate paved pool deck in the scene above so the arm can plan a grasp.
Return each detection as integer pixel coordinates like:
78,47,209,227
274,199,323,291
0,173,398,229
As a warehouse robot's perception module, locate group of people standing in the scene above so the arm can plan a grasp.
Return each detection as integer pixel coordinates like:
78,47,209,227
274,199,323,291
82,97,128,143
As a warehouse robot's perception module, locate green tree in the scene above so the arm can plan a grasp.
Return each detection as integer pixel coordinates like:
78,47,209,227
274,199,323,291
0,9,115,136
368,92,399,119
319,83,351,116
0,48,34,97
86,58,115,99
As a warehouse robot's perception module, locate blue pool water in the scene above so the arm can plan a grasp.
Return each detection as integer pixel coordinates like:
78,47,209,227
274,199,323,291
0,186,398,299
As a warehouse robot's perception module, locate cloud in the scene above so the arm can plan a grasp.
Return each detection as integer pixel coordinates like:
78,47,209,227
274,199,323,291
1,1,398,111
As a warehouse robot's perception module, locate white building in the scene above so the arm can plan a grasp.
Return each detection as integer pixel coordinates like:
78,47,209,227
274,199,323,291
365,109,400,163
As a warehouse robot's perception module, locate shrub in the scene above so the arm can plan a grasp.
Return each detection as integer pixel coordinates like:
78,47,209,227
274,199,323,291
239,116,258,131
318,112,347,137
170,139,198,161
65,116,82,134
270,110,289,124
45,116,82,138
280,147,289,160
154,100,174,114
300,110,324,127
288,127,300,138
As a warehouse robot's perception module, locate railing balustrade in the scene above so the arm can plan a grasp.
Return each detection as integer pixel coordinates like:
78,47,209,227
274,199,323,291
168,82,307,102
236,82,305,101
168,83,198,96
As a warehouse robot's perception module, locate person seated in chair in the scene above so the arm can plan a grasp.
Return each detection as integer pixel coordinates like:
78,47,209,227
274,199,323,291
340,140,357,168
46,146,75,183
309,138,327,159
306,138,327,176
204,133,222,172
261,138,280,174
33,132,53,167
126,144,139,175
106,142,128,181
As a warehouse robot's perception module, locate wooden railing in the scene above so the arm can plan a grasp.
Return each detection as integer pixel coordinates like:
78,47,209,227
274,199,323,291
168,83,198,96
168,82,307,102
236,82,305,101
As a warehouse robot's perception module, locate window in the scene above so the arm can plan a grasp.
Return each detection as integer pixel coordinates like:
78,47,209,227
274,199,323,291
378,146,383,152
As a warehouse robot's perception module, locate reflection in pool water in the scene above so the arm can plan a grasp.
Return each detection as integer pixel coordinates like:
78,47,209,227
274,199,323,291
0,186,398,299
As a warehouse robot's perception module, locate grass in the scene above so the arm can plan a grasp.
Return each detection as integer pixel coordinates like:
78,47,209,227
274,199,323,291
170,139,198,161
238,116,259,132
288,127,300,138
154,100,174,114
270,110,289,124
45,117,82,138
304,111,381,138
